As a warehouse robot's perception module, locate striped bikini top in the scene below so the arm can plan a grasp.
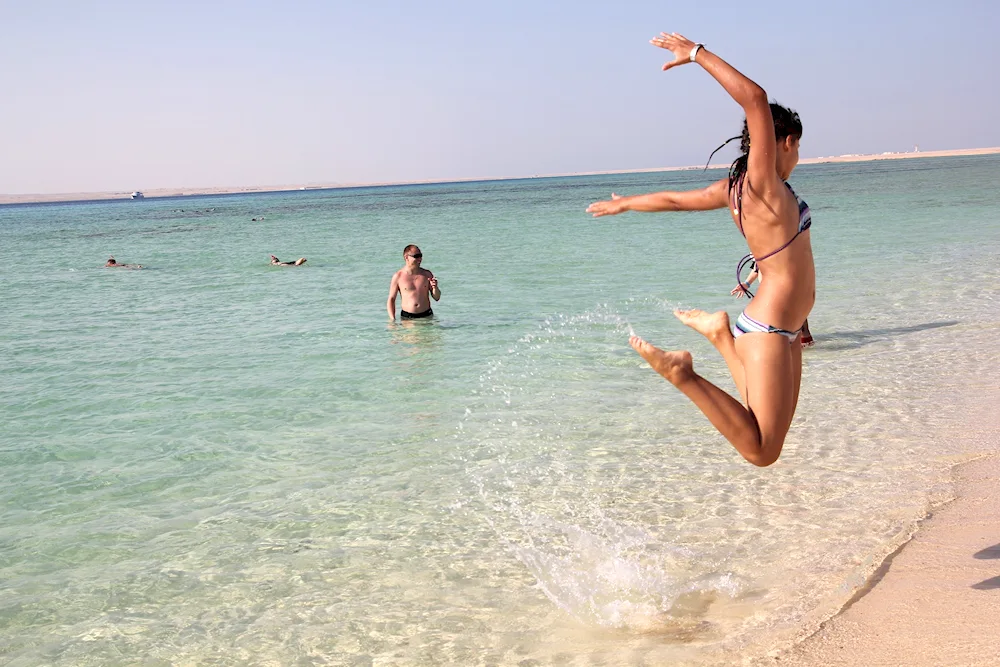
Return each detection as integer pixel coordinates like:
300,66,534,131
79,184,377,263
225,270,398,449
732,176,812,263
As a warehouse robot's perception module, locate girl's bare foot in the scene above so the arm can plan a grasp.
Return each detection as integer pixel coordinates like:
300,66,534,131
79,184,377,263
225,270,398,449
629,335,694,385
673,309,731,344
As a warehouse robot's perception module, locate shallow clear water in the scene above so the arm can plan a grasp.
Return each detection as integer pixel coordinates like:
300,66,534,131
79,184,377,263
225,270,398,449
2,156,999,665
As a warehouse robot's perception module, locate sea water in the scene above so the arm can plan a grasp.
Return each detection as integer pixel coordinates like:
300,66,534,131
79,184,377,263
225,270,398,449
2,156,999,665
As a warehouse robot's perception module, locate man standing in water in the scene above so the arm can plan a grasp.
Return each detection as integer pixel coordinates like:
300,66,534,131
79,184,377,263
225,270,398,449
387,245,440,320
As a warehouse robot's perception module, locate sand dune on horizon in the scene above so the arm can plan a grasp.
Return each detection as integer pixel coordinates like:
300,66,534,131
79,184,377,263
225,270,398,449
3,147,998,206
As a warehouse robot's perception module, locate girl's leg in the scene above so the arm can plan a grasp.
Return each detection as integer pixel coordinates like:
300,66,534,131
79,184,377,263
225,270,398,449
630,332,796,467
734,333,799,459
672,309,748,403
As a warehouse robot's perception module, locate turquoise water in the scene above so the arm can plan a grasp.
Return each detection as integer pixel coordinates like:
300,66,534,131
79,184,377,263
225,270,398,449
2,156,999,665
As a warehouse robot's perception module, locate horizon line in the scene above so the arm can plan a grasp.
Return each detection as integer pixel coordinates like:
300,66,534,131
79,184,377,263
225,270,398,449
3,146,999,206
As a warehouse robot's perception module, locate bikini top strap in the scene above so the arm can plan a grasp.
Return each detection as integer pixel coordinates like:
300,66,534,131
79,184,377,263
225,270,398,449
754,232,801,263
735,177,809,263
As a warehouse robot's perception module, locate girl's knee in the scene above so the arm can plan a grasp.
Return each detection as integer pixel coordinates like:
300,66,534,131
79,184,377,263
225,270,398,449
745,450,781,467
744,437,784,467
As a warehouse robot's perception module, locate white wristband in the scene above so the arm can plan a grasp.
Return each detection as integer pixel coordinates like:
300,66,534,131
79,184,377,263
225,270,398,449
689,43,703,63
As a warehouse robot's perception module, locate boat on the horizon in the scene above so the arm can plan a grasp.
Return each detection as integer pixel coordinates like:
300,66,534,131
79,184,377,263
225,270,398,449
130,191,144,199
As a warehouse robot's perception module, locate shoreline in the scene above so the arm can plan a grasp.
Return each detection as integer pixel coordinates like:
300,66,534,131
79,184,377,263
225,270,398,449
2,147,998,206
754,395,1000,666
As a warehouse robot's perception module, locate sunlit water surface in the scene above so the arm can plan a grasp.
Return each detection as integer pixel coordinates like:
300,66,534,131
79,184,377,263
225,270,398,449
2,156,999,665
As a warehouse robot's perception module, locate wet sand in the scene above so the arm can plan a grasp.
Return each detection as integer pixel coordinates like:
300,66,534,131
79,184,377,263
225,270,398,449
3,148,999,206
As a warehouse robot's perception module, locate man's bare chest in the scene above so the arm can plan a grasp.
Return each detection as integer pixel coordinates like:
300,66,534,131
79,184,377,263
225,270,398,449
399,275,427,292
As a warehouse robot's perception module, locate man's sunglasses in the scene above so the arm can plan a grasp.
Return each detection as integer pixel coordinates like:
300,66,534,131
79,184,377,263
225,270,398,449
408,253,422,259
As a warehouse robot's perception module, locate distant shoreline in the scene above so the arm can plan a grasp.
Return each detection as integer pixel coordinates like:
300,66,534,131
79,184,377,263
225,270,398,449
3,146,998,206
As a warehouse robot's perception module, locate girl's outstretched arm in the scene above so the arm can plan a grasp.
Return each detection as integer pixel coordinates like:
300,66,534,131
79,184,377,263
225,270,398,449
651,32,779,191
587,177,728,217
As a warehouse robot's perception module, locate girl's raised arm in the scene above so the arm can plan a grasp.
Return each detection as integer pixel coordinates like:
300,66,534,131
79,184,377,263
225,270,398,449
651,32,779,191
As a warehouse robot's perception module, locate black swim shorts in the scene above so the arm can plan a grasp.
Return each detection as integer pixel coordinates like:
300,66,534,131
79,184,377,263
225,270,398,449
400,308,433,320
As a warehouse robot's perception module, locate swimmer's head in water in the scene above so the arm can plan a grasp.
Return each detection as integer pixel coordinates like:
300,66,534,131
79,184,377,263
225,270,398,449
107,257,116,265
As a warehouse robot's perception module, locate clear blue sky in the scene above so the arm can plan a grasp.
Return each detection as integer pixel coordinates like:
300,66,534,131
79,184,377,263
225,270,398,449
2,0,998,193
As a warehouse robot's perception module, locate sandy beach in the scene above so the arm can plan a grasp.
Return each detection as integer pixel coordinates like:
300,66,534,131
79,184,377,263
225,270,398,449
3,147,999,206
755,390,1000,667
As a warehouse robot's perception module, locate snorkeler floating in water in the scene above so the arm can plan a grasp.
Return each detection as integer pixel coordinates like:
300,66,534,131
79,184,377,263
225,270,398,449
270,255,307,266
105,256,142,269
587,32,815,466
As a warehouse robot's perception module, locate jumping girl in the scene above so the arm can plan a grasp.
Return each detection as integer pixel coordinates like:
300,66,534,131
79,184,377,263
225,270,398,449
587,32,815,467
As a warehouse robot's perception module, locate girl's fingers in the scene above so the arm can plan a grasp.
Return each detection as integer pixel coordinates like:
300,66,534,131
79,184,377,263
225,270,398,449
653,32,694,50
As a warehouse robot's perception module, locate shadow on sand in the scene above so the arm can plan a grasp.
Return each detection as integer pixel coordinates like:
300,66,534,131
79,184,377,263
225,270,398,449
971,544,1000,590
971,575,1000,590
973,543,1000,560
813,320,960,351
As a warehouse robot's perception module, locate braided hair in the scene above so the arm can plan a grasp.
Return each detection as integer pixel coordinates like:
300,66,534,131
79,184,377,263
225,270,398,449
704,103,802,191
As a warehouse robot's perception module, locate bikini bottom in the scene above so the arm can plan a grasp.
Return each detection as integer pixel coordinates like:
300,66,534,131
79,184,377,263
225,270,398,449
732,310,800,342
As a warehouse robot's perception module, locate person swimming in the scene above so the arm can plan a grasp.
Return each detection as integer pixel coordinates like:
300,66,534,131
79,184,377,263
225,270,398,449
269,255,307,266
105,256,142,269
586,32,815,467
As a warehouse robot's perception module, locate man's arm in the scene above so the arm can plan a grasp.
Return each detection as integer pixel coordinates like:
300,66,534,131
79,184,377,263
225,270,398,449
587,178,729,217
428,273,441,302
387,273,399,320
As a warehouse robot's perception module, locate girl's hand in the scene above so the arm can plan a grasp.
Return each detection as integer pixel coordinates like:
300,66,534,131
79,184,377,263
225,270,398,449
586,193,627,218
731,284,748,298
650,32,697,71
